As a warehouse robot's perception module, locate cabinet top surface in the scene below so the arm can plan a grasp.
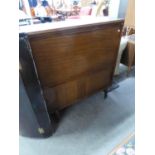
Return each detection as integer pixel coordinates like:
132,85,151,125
19,17,124,35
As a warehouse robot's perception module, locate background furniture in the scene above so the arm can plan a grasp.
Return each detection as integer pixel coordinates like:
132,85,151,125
114,36,128,75
121,34,135,73
115,0,135,75
20,18,124,115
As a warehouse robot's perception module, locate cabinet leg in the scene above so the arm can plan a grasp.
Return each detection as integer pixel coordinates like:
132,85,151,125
104,90,108,99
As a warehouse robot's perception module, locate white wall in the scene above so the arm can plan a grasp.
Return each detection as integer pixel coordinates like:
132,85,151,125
118,0,128,18
109,0,120,18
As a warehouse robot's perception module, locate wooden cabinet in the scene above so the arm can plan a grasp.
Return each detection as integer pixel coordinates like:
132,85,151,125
20,18,124,113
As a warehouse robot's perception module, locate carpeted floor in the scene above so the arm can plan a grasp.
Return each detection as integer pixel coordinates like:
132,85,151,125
19,66,135,155
114,64,135,83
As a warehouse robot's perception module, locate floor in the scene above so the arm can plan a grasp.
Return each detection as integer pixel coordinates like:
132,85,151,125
110,133,135,155
19,64,135,155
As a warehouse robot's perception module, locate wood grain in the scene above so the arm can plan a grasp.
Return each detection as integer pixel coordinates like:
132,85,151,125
28,20,124,112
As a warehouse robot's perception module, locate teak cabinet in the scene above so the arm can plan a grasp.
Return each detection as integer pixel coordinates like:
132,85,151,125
20,18,124,114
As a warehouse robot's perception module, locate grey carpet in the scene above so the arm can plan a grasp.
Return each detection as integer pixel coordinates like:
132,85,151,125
19,77,135,155
114,64,135,83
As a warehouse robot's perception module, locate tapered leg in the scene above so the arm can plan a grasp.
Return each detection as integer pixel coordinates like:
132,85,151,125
104,89,108,99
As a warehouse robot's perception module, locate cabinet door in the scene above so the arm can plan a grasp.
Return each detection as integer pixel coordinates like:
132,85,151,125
29,22,123,111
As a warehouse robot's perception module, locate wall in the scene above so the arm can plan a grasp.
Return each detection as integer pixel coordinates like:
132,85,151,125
118,0,128,18
109,0,120,18
124,0,135,28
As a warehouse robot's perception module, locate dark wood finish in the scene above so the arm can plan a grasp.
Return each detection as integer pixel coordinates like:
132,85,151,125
19,33,55,137
26,19,124,112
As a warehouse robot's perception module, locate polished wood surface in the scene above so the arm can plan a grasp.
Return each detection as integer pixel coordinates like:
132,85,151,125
27,19,124,112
